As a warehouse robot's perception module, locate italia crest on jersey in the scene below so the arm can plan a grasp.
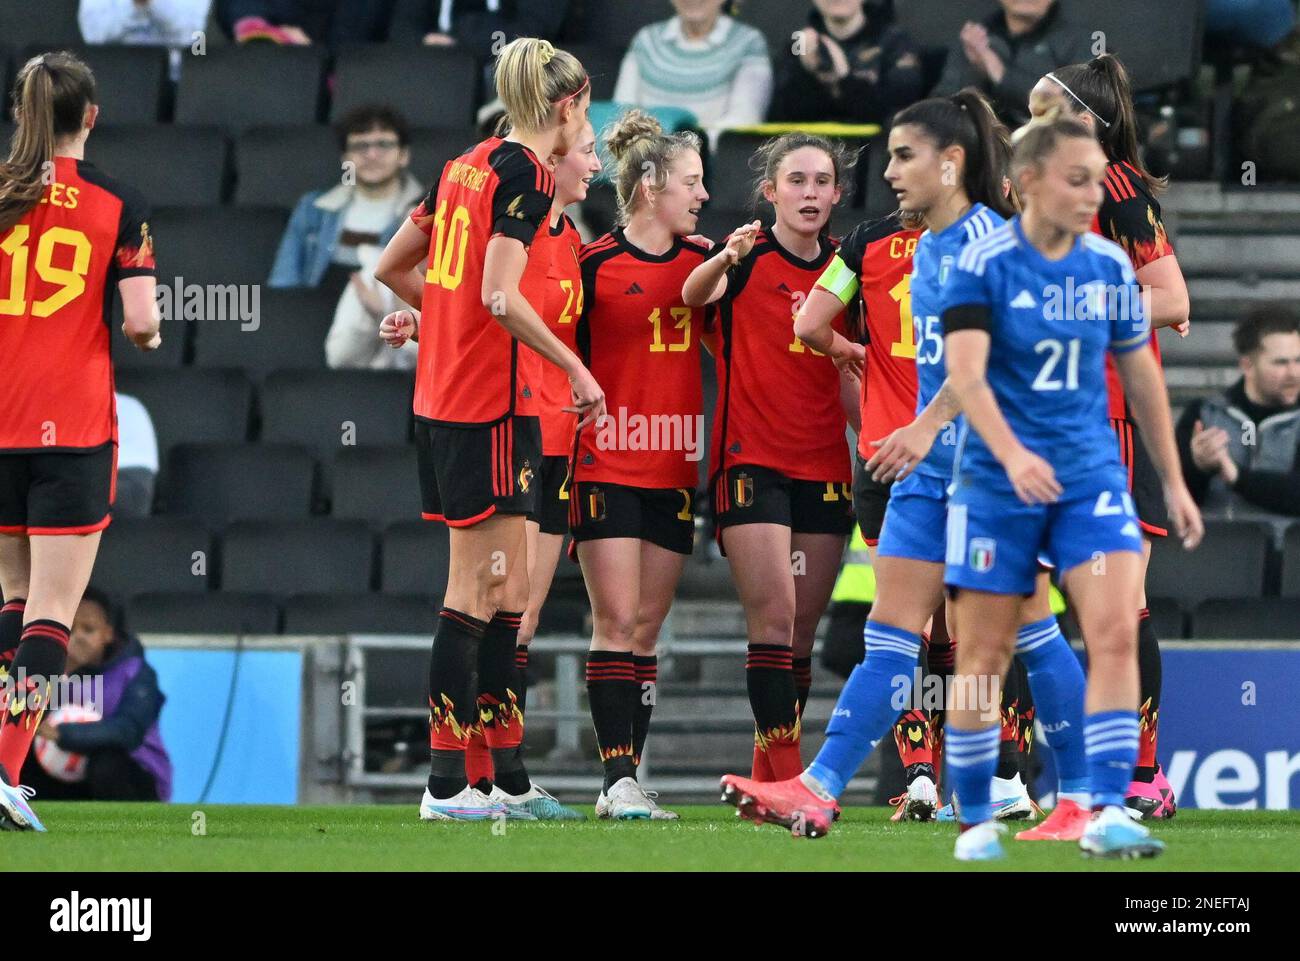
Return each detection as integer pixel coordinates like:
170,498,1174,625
969,537,996,572
938,255,954,286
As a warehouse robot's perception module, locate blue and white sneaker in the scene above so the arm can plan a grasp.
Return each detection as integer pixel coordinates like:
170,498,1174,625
937,777,1039,822
1080,805,1166,859
419,785,508,822
487,785,540,820
953,821,1007,861
0,779,46,832
499,782,585,821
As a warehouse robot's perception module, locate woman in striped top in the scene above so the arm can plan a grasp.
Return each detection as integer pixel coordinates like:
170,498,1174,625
614,0,773,139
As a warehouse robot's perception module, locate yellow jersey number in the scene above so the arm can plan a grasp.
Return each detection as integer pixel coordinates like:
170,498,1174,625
425,201,472,291
889,272,915,359
649,307,691,352
0,225,93,317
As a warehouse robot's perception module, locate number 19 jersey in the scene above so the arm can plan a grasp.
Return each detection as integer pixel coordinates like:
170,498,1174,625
410,137,554,427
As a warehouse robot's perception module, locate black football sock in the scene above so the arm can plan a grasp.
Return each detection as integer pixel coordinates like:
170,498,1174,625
1134,609,1162,782
996,658,1024,781
746,644,801,779
479,611,529,796
586,651,637,790
1013,655,1036,781
631,655,657,766
792,655,813,717
426,608,486,799
0,598,25,675
0,620,69,780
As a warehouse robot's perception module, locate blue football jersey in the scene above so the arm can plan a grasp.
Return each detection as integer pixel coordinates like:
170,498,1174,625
943,216,1150,493
909,203,1004,478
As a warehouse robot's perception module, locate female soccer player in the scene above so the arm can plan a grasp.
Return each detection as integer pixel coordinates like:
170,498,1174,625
722,91,1088,838
383,121,602,821
940,112,1202,861
573,110,711,819
0,51,161,831
374,37,602,821
681,134,857,783
1029,54,1192,820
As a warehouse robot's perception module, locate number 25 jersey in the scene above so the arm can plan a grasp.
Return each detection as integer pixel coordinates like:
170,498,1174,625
410,137,554,427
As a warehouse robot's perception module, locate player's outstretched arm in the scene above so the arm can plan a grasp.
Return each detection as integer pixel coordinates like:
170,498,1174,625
865,379,960,483
681,220,760,306
945,326,1061,505
119,276,161,351
1115,345,1204,549
482,235,605,429
375,219,430,310
795,283,861,375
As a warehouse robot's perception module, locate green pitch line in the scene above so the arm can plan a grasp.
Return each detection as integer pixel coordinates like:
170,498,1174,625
10,804,1299,872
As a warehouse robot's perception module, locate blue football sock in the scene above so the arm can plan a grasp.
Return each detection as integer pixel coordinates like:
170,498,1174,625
946,725,1000,826
806,621,921,799
1085,710,1140,809
1015,616,1088,797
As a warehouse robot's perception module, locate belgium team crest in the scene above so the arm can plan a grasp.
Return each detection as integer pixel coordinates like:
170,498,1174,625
734,472,754,508
518,460,533,494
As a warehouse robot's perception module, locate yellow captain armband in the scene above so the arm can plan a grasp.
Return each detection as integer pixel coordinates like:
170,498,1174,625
816,255,860,307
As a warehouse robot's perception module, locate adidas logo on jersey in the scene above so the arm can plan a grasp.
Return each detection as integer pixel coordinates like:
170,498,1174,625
1122,521,1140,538
624,282,645,295
729,441,742,454
1011,290,1038,309
777,282,793,294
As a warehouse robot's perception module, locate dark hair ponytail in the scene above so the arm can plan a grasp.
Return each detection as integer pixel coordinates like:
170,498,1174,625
0,51,96,232
891,88,1015,219
1046,54,1167,194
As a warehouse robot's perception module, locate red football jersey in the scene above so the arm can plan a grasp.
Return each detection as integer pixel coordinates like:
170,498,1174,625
518,213,584,457
0,156,155,451
828,215,923,458
1094,160,1174,420
711,228,849,483
410,137,554,426
574,229,712,489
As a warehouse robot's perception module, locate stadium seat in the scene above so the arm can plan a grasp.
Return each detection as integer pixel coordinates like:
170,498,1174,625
0,0,82,48
282,593,436,635
738,2,804,56
1191,598,1300,640
114,369,255,466
93,518,213,603
27,45,168,124
260,371,413,499
221,520,376,596
1281,524,1300,598
381,521,450,597
159,443,317,528
89,125,228,207
190,286,335,382
407,127,482,183
150,206,288,288
127,591,281,634
1070,0,1204,92
562,0,662,51
1147,519,1272,608
175,46,326,131
332,446,422,528
708,133,766,213
233,126,345,208
331,47,481,129
1146,596,1187,641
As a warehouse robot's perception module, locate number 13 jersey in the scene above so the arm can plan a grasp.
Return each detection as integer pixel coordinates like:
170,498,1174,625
410,136,554,427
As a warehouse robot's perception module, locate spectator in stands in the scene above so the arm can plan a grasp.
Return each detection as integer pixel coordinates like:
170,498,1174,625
1177,304,1300,518
269,105,424,296
769,0,922,125
114,393,159,517
389,0,570,50
217,0,392,45
1206,0,1296,50
79,0,212,45
21,588,173,802
932,0,1092,127
614,0,772,140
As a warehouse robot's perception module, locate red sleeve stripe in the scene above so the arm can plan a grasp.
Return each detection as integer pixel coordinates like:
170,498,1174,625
1105,165,1137,203
579,237,619,262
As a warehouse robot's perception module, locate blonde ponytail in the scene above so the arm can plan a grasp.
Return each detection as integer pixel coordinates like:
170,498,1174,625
494,37,588,135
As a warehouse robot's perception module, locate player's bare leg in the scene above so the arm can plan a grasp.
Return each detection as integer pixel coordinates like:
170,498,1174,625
0,531,101,832
627,540,687,818
1062,551,1164,858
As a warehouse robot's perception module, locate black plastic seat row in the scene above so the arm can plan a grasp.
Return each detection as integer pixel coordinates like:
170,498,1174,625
125,591,441,635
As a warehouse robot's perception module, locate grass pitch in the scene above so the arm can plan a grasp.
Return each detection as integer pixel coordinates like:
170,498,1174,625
10,804,1299,871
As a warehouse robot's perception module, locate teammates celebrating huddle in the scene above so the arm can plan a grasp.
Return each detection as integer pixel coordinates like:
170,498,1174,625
378,38,1202,858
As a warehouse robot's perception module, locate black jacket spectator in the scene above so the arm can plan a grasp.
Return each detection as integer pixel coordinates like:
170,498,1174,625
769,3,922,125
389,0,570,49
932,0,1092,127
